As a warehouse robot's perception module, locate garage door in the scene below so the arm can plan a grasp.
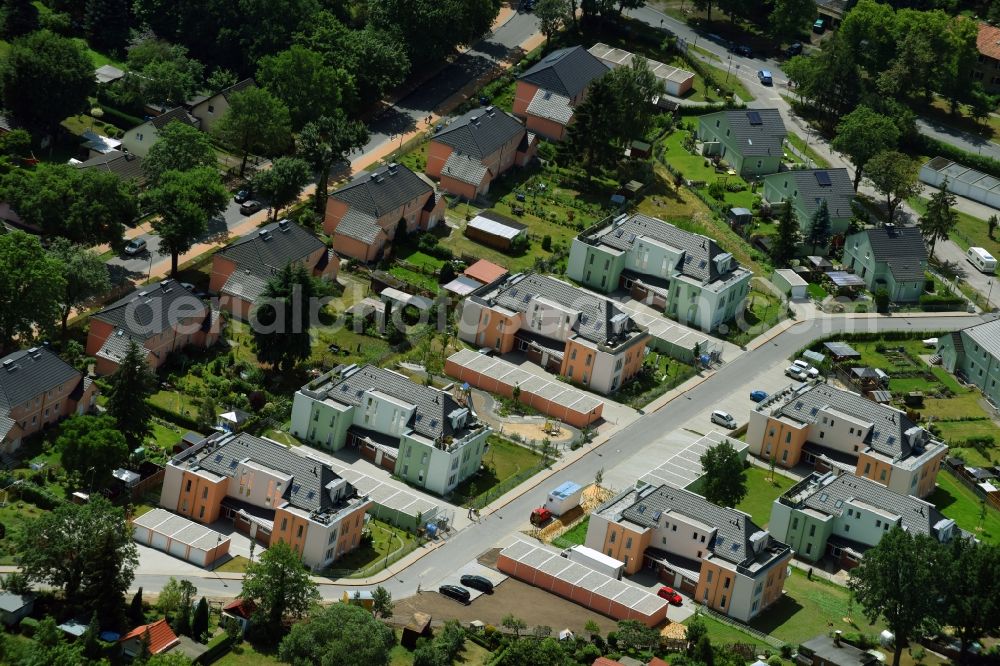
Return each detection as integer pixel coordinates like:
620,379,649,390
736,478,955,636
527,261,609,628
189,548,207,567
151,532,169,550
133,526,150,544
168,539,187,559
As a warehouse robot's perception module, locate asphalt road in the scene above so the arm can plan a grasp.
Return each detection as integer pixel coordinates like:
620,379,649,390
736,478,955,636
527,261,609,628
916,117,1000,162
133,312,984,599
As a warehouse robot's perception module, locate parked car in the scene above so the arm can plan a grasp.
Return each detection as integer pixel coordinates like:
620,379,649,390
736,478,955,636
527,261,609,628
793,359,820,378
233,188,252,203
438,585,471,604
460,575,494,593
657,586,683,606
710,410,737,429
239,200,263,215
750,390,769,403
813,18,826,33
123,238,147,256
731,44,753,57
757,70,773,85
786,41,803,56
785,366,808,381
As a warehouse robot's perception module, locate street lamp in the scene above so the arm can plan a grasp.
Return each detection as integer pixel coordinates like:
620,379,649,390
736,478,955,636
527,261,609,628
988,279,995,309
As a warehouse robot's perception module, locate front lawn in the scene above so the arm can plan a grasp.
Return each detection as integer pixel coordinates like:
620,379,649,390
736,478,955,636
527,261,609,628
0,500,51,565
216,641,283,666
736,467,795,528
687,613,772,653
659,130,757,210
552,516,590,549
614,352,699,409
214,555,251,573
325,519,419,577
453,436,545,508
806,282,828,301
929,471,1000,544
783,132,831,169
909,195,1000,260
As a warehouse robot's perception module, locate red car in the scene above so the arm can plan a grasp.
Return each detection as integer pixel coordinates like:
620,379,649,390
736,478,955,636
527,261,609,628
657,586,683,606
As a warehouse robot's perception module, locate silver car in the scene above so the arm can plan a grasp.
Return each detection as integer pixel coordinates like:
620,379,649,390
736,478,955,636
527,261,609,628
711,410,737,429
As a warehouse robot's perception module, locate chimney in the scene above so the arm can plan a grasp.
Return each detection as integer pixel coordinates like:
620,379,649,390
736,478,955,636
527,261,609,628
834,630,842,647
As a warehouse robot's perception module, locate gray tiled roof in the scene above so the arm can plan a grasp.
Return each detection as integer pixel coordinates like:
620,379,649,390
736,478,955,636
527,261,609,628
490,273,637,345
196,432,344,513
702,108,786,157
776,384,919,458
800,473,943,536
220,271,269,303
961,318,1000,361
216,220,327,281
150,107,200,131
0,415,14,441
518,46,610,98
74,149,144,182
853,226,927,282
442,152,490,186
526,88,574,124
620,484,779,566
766,168,855,219
93,279,208,339
435,107,525,160
0,348,82,413
96,332,149,364
591,214,737,283
335,208,382,244
322,366,463,441
220,78,255,101
330,163,432,220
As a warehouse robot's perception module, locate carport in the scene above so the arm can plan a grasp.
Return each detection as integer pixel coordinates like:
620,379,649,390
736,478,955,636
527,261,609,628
132,509,230,568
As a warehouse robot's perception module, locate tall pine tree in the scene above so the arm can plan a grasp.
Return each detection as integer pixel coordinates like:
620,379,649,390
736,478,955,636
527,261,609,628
772,199,801,265
806,199,832,255
105,339,156,449
251,263,327,372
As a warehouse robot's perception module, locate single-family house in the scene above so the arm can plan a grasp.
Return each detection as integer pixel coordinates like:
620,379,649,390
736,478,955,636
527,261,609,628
86,279,222,375
73,149,145,184
798,633,879,666
457,272,650,394
696,109,787,177
975,23,1000,94
762,168,855,244
513,46,610,141
567,213,753,332
0,592,34,627
937,318,1000,407
770,470,964,569
210,219,337,319
187,78,255,133
120,107,201,158
584,483,792,622
290,364,491,496
120,619,180,658
324,163,445,262
0,347,99,454
160,431,372,570
842,225,928,303
747,383,948,498
221,599,255,636
427,106,537,199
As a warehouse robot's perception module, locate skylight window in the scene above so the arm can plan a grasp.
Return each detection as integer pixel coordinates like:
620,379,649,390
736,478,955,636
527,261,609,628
814,171,832,186
747,111,762,125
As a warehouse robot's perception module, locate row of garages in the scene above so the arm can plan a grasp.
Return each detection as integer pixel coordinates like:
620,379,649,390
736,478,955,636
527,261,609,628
132,508,231,568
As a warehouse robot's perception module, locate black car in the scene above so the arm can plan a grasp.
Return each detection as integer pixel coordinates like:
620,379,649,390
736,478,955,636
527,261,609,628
234,188,252,203
731,44,753,58
239,200,263,215
460,575,494,593
786,41,803,57
439,585,471,604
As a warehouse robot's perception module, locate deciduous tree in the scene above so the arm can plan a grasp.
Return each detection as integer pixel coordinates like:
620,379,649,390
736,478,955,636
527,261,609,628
536,0,572,42
371,585,394,619
767,0,813,42
0,231,64,353
864,150,920,223
0,0,38,39
251,156,311,220
146,167,229,276
919,181,957,260
56,414,129,487
126,36,204,108
297,112,369,214
940,539,1000,661
240,541,319,633
699,439,747,508
143,121,219,186
105,339,156,449
213,87,292,177
84,0,131,54
831,106,901,190
258,46,353,130
47,238,111,341
278,602,394,665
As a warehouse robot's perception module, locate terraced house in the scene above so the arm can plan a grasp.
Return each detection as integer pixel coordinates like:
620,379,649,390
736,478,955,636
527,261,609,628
695,109,787,177
0,347,98,454
426,106,537,199
458,273,650,395
324,163,445,262
567,214,752,332
585,484,792,622
937,318,1000,407
290,365,491,496
770,470,965,569
747,383,947,498
160,431,372,571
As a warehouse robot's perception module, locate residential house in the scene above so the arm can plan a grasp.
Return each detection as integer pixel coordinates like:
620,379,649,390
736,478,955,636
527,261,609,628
842,225,928,303
159,431,372,570
584,483,792,622
187,78,256,133
221,599,255,636
695,109,787,177
120,619,180,658
458,272,650,395
120,107,201,158
762,168,855,245
747,383,948,498
0,347,99,454
0,592,34,627
937,318,1000,407
975,23,1000,94
290,364,491,496
324,163,445,263
86,279,222,375
210,219,338,319
567,213,753,332
770,470,963,569
798,633,879,666
427,106,537,199
73,149,145,185
513,45,610,141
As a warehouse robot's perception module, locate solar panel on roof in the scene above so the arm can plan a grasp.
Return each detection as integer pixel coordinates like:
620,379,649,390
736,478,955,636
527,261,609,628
814,171,832,186
747,111,762,125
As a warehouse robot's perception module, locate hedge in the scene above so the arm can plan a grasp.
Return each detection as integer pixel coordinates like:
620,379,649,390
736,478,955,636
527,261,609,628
919,293,966,311
910,134,1000,180
147,401,202,432
195,634,234,664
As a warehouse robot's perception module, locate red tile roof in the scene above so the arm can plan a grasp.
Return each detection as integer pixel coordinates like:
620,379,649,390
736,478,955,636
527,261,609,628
120,618,179,655
649,659,671,666
223,598,256,620
592,659,626,666
464,259,508,285
978,22,1000,61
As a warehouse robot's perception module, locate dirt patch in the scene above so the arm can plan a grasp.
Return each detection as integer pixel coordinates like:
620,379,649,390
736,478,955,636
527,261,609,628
497,421,574,444
392,577,619,635
660,622,687,640
536,484,616,544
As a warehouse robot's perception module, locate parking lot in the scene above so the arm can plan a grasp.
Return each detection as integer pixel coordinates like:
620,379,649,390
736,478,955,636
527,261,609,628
436,560,510,602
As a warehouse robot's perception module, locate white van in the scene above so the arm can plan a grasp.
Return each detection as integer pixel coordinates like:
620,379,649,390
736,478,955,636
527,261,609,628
967,247,997,274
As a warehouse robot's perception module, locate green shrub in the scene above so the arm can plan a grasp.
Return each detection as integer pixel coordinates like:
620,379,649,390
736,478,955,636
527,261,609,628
20,618,39,636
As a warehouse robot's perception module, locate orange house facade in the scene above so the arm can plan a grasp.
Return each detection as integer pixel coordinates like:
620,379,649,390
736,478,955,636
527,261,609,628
160,432,372,571
86,279,221,376
324,163,445,263
585,484,792,622
747,384,947,499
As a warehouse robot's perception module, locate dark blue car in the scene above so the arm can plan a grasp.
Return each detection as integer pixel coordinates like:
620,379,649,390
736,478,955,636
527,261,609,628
750,390,768,403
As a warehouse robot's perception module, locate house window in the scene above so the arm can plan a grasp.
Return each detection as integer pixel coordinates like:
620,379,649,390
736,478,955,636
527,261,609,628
805,543,812,555
297,525,304,538
199,506,205,519
875,520,881,528
809,524,816,537
880,470,887,481
785,432,791,443
625,537,632,549
781,450,788,462
723,577,730,589
706,570,714,583
610,532,616,543
571,348,577,360
844,524,850,533
208,105,215,113
186,480,192,492
202,487,208,499
864,462,871,475
791,517,799,530
693,532,698,540
281,518,288,531
720,595,727,607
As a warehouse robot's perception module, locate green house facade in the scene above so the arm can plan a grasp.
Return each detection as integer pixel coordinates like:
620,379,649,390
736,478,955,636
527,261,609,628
761,168,855,247
842,226,927,303
937,319,1000,407
695,108,786,178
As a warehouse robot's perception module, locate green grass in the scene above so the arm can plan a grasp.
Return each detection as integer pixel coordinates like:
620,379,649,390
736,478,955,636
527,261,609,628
687,613,772,652
552,516,590,549
659,131,757,210
214,555,251,573
150,421,185,450
806,282,828,300
149,390,202,420
389,633,491,665
263,429,303,447
695,57,755,103
216,641,283,666
929,471,1000,544
0,500,51,565
389,265,440,294
736,467,795,528
783,132,831,169
909,195,1000,260
326,519,418,576
452,436,545,507
750,568,885,642
397,141,428,174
